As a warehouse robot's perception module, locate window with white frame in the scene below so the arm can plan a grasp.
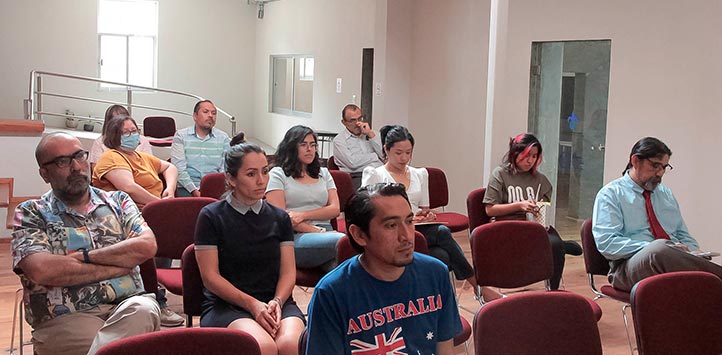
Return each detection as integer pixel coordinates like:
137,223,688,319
271,55,314,116
98,0,158,89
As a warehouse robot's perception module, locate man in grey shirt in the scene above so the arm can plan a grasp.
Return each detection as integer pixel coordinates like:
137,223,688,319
332,104,384,189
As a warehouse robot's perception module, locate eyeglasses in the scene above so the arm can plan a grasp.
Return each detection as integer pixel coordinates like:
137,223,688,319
344,115,365,124
299,142,318,150
645,158,673,172
41,150,89,168
121,129,139,137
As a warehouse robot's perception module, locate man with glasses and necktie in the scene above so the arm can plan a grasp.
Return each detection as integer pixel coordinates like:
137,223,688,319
592,137,722,291
332,104,384,189
11,132,160,355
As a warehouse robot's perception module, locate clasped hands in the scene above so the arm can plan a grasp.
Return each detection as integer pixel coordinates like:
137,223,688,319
251,299,282,338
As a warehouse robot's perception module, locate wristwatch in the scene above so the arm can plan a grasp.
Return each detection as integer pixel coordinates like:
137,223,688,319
78,248,91,263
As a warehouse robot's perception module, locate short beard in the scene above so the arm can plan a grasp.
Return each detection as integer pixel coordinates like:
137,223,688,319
56,173,90,204
642,177,661,191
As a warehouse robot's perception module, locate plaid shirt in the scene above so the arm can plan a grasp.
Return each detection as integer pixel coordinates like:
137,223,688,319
11,187,149,327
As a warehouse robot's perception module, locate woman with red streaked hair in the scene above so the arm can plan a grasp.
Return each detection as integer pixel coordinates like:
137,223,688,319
483,133,582,290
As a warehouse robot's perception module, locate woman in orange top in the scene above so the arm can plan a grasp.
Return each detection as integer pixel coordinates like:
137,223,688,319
92,115,178,209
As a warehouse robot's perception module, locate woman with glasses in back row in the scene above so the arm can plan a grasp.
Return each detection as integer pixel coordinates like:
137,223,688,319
89,105,154,171
91,115,178,209
265,125,346,273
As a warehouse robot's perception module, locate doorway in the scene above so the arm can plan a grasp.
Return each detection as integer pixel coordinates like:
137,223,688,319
527,40,611,239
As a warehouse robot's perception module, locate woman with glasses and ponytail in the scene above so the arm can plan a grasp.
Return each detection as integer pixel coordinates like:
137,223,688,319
91,115,178,209
483,133,583,290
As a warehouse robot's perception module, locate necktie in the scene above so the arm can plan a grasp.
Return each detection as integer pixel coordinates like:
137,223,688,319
643,190,670,240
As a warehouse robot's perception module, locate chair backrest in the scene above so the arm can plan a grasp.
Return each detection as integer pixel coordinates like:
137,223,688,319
329,170,353,212
631,271,722,355
142,197,217,259
181,243,203,321
425,167,449,209
466,187,491,233
471,220,553,288
138,258,158,294
327,155,340,170
143,116,176,139
474,292,602,355
199,172,227,199
580,219,611,276
336,231,429,264
95,327,261,355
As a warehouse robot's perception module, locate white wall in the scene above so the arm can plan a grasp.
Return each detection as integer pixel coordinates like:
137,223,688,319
0,0,256,136
251,0,377,149
491,0,722,252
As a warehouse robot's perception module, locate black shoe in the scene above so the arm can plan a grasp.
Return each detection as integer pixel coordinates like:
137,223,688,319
563,240,583,256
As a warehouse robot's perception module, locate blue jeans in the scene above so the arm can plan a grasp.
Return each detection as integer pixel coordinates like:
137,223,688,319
294,224,344,272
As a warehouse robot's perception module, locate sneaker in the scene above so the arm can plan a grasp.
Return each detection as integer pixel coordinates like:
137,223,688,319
160,307,185,327
563,240,583,256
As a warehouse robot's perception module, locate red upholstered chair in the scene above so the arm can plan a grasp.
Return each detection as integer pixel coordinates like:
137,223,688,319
199,172,226,199
329,170,354,233
334,232,471,351
142,198,217,297
326,155,340,170
471,221,602,320
143,116,176,147
465,187,492,234
425,167,469,233
95,327,261,355
580,219,634,351
631,271,722,355
474,292,602,355
181,244,202,327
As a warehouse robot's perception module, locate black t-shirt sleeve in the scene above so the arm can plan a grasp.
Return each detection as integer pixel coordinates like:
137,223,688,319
195,204,220,246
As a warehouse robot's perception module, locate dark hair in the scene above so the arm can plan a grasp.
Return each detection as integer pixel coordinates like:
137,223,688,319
193,100,214,114
342,104,360,120
379,125,415,159
623,137,672,175
345,183,410,253
503,133,543,175
103,115,138,149
103,105,130,136
225,142,266,178
230,131,246,146
274,125,320,179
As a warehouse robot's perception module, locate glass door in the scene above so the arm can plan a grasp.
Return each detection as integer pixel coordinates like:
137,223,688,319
528,40,611,239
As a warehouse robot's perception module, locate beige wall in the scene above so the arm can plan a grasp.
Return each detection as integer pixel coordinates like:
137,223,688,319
491,0,722,252
252,0,377,149
406,0,491,212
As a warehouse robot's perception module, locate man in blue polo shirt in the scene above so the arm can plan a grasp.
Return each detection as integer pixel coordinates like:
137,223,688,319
171,100,230,197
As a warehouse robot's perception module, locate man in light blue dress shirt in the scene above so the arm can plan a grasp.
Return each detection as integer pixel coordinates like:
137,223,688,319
171,100,230,197
592,137,722,291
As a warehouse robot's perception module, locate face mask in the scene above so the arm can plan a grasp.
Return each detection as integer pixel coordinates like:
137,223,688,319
120,133,140,150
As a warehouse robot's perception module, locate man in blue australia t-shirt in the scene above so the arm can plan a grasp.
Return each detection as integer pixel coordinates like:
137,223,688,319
306,182,462,355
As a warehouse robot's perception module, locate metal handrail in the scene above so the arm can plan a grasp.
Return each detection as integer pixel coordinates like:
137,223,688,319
26,70,237,135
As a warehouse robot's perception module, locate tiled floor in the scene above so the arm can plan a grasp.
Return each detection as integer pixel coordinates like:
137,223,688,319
1,232,635,354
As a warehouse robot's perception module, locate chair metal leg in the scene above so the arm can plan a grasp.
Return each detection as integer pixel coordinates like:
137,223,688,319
10,288,24,355
621,303,636,354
